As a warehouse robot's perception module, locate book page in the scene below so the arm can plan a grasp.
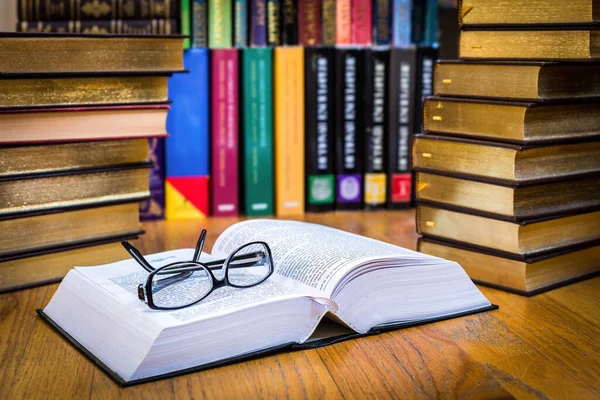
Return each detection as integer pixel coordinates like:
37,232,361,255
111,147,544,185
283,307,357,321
212,220,431,295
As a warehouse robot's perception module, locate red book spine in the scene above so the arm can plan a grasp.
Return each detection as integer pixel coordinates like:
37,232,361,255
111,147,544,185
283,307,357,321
351,0,372,45
298,0,321,45
211,49,239,217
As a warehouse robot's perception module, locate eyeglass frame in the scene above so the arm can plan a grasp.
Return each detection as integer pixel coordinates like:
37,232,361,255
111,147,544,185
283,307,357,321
120,229,275,311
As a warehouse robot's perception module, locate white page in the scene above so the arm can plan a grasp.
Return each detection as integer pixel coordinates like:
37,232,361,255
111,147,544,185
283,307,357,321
212,220,439,295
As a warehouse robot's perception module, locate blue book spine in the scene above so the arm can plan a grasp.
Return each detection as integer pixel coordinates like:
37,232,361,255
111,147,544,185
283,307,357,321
423,0,438,46
192,0,208,47
250,0,267,46
392,0,411,47
373,0,392,45
234,0,248,47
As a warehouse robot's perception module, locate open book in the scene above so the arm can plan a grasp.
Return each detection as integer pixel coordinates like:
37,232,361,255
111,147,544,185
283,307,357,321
40,220,495,385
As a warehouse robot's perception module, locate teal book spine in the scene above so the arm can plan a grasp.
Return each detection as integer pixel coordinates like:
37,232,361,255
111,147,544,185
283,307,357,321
209,0,232,48
234,0,248,47
242,48,274,216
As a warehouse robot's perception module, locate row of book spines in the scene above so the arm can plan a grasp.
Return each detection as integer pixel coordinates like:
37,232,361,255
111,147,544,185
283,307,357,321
17,0,180,21
193,0,436,49
16,19,179,34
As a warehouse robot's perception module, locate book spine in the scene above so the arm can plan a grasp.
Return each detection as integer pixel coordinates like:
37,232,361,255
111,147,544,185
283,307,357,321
411,0,426,44
211,49,240,217
386,47,416,209
249,0,267,46
335,0,351,45
274,47,304,216
140,138,166,221
182,0,191,49
304,47,335,212
297,0,321,46
373,0,391,45
234,0,248,47
17,19,178,34
280,0,298,45
334,48,364,210
242,48,274,216
363,48,389,210
423,0,439,46
18,0,180,20
209,0,233,48
321,0,336,45
351,0,372,45
392,0,411,47
266,0,281,45
119,0,180,19
166,49,210,220
192,0,208,47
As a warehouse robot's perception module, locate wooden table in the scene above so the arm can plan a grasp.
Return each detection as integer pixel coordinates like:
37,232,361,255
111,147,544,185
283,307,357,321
1,210,599,399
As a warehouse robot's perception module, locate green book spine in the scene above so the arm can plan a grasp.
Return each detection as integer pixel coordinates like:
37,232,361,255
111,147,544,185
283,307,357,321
242,48,274,216
181,0,191,49
209,0,233,48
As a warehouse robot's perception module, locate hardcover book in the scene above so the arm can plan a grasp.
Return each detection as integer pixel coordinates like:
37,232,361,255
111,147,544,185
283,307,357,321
250,0,267,46
242,48,274,216
387,47,417,209
364,49,389,210
351,0,372,45
305,47,335,212
235,0,248,46
140,138,166,221
392,0,412,47
208,0,233,48
414,46,437,132
335,48,366,210
17,19,178,34
298,0,321,45
165,49,210,220
373,0,392,45
182,0,191,49
274,47,305,216
335,0,351,44
411,0,426,44
321,0,336,45
423,0,439,46
40,219,494,385
267,0,281,45
17,0,179,20
192,0,209,47
280,0,298,45
211,49,240,217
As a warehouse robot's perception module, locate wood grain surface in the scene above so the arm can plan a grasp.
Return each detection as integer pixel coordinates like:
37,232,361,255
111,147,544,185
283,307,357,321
1,210,599,399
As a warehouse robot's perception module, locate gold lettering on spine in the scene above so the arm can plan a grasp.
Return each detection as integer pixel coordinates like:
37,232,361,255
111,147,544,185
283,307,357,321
305,0,318,45
214,2,225,45
268,1,280,44
322,0,335,44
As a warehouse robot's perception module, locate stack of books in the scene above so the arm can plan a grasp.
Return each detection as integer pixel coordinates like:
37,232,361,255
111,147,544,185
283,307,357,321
16,0,180,34
413,0,600,296
0,32,184,292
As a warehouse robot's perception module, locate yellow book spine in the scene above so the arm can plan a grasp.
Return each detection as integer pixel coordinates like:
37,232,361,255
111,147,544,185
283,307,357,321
274,47,305,216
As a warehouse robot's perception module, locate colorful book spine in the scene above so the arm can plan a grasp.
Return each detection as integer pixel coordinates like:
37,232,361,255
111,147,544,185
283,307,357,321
335,0,351,45
242,48,274,216
335,48,365,210
392,0,412,47
165,49,210,220
298,0,321,46
423,0,439,46
386,47,416,209
140,138,166,221
192,0,208,47
211,49,240,217
267,0,281,45
411,0,426,44
321,0,336,45
280,0,298,45
234,0,248,47
209,0,232,48
17,19,178,34
250,0,267,46
373,0,391,45
363,48,389,210
351,0,372,45
305,47,335,212
182,0,191,49
274,47,305,216
17,0,179,20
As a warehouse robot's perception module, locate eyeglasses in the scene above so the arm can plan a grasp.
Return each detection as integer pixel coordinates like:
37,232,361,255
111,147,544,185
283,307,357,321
121,229,274,310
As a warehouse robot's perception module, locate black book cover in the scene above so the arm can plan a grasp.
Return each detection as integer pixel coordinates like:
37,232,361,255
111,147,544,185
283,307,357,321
280,0,298,45
305,47,336,212
363,48,389,210
411,0,427,44
387,47,417,209
334,48,366,210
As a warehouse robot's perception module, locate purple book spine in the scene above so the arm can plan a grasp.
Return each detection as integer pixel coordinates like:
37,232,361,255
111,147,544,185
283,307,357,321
140,138,165,221
250,0,267,46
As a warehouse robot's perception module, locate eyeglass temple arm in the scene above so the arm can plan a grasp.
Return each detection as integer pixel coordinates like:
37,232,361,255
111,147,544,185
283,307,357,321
192,229,207,263
121,241,155,273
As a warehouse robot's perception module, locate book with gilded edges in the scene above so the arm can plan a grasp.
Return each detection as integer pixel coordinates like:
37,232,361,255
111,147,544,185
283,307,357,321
363,48,389,210
274,47,305,215
321,0,336,45
335,48,366,210
250,0,267,46
351,0,372,44
234,0,248,46
335,0,351,44
17,19,178,34
192,0,208,47
267,0,281,45
165,49,210,220
211,49,240,217
39,219,494,385
373,0,392,45
242,48,274,216
280,0,298,45
140,138,166,221
298,0,321,45
305,47,335,212
209,0,232,48
17,0,179,20
387,47,417,209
